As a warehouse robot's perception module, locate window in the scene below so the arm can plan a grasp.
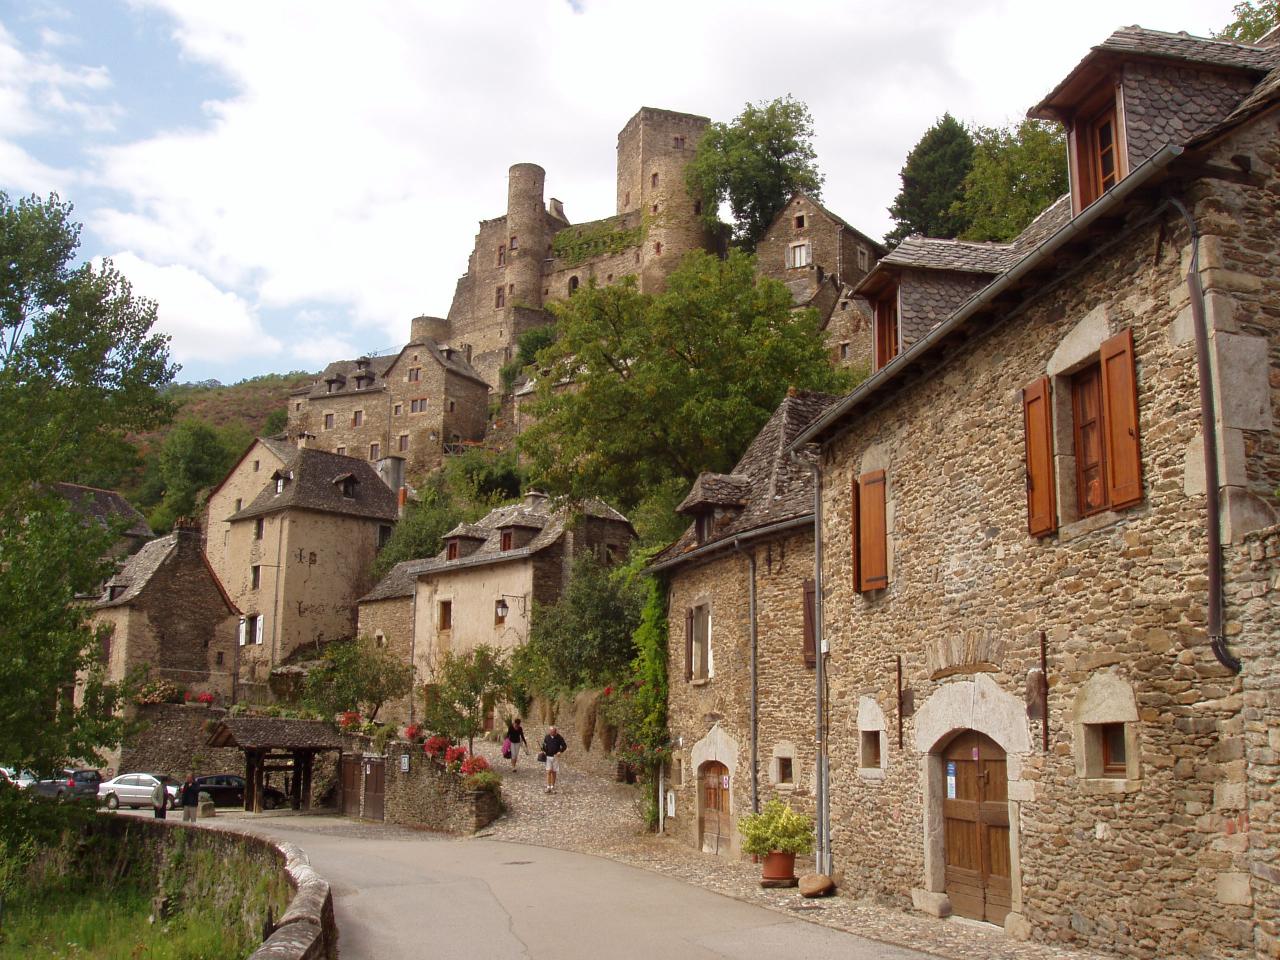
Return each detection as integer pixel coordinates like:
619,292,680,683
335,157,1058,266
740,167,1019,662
654,241,662,255
874,293,899,370
1072,364,1108,516
694,512,712,543
215,651,224,665
684,604,711,681
393,403,403,416
794,214,805,229
408,367,421,382
673,135,685,149
839,342,850,361
494,599,506,626
439,600,452,631
693,199,702,216
802,579,816,667
378,524,392,548
369,442,380,460
788,241,810,269
352,409,363,427
448,400,456,413
497,244,505,266
398,433,409,452
253,615,263,645
568,276,579,294
239,615,264,646
336,446,346,456
1069,87,1126,211
251,565,260,590
650,172,659,188
495,286,505,309
107,585,125,602
509,235,518,251
340,477,356,498
500,529,513,551
860,731,882,769
1100,723,1126,775
857,246,869,271
410,398,427,413
294,402,302,411
253,460,260,472
777,757,794,784
275,476,285,494
624,191,630,207
651,203,658,214
324,413,335,430
446,540,459,560
254,518,264,541
234,498,242,511
851,470,888,592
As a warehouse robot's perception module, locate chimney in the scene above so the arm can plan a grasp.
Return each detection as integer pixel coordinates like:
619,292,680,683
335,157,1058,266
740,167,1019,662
523,489,550,511
173,516,203,551
375,455,405,495
548,198,566,221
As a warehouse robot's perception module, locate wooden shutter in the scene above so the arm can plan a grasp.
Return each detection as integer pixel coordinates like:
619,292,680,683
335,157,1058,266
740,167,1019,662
1100,328,1143,509
238,617,247,647
802,579,816,667
1022,376,1058,537
850,472,860,592
684,608,694,682
857,470,888,592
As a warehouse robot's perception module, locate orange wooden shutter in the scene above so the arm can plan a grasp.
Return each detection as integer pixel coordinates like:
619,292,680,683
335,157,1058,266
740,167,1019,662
1022,376,1058,537
850,472,860,592
684,609,694,682
1100,328,1143,509
857,470,888,592
802,579,816,667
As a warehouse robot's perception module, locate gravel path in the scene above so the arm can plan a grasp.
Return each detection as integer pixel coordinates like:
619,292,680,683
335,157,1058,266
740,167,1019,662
468,738,1114,960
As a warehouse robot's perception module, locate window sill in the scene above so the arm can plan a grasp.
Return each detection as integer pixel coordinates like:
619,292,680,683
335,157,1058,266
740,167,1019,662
689,678,711,688
772,782,796,792
1080,776,1141,795
857,767,886,781
1057,509,1127,542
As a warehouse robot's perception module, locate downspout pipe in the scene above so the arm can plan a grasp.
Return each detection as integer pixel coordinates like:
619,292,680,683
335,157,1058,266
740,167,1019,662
1168,196,1239,673
732,537,760,815
811,458,831,876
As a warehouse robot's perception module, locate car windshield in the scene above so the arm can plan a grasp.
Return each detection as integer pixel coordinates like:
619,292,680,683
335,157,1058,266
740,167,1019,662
156,775,179,786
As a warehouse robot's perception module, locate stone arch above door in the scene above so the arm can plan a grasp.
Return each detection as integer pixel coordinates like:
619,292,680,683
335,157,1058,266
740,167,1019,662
691,723,739,778
914,673,1031,756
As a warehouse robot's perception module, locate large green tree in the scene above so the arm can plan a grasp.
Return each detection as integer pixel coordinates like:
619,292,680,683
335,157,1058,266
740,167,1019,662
685,96,824,251
143,418,248,532
1215,1,1278,41
422,645,511,751
0,192,175,774
518,250,848,533
954,120,1068,242
885,113,975,245
303,636,413,722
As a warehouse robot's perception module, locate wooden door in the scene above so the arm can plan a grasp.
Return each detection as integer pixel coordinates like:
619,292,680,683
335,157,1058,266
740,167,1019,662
363,758,385,822
339,756,361,817
942,731,1012,924
699,762,731,856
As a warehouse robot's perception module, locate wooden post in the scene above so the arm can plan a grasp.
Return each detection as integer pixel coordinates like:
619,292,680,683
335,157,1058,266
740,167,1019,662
290,751,303,810
244,750,257,813
301,753,313,811
253,752,266,814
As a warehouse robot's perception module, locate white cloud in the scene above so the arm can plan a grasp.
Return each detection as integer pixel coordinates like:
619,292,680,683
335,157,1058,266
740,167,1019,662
101,252,283,365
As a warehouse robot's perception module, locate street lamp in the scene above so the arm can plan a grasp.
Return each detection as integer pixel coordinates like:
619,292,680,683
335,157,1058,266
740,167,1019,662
495,595,526,620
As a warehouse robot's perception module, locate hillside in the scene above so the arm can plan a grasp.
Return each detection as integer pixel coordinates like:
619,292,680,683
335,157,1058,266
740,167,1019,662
139,371,315,449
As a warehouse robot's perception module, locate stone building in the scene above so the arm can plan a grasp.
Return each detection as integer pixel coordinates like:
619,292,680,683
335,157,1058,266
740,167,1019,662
204,434,294,590
52,481,153,558
358,492,634,726
220,447,398,701
781,26,1280,959
754,193,885,371
88,519,240,707
650,390,838,857
284,330,489,477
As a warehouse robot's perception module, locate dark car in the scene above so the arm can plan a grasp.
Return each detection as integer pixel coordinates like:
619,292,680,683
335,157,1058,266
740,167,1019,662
32,768,102,801
194,774,288,810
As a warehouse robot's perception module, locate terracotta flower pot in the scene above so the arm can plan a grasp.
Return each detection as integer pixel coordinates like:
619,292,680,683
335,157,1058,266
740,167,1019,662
761,851,797,883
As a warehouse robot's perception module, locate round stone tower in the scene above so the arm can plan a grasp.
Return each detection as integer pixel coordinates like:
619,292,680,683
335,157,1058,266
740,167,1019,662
505,163,548,309
410,315,449,344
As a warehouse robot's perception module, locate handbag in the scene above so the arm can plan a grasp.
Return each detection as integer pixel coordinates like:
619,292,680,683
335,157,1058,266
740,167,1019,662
537,751,546,763
502,737,512,759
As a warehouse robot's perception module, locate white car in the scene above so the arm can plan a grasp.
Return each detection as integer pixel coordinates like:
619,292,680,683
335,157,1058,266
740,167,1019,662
98,773,180,810
0,767,36,789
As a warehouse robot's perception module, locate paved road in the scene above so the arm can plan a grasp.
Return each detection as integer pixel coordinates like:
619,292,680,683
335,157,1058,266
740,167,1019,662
215,814,933,960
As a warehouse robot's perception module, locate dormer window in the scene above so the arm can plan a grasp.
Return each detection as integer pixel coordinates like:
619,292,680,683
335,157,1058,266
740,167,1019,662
275,478,285,494
334,474,357,499
1068,84,1126,213
873,290,900,371
695,512,713,543
446,540,459,560
500,530,513,551
272,471,292,495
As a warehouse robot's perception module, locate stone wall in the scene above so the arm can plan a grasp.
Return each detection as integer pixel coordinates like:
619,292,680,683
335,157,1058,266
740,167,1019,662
825,296,874,374
811,120,1278,958
756,195,875,291
343,738,500,833
112,703,243,779
356,595,417,727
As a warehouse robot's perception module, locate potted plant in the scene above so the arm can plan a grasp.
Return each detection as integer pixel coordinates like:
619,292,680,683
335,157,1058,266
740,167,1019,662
738,799,814,886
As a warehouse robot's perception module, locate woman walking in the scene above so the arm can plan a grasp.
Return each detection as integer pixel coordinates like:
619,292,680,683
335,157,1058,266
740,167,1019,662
505,718,528,772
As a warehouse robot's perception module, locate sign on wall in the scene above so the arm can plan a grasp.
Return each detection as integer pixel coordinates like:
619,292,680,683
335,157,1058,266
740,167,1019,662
400,753,410,773
946,761,957,800
666,790,676,818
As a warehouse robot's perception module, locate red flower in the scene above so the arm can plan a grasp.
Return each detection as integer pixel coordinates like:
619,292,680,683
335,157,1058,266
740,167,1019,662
196,691,214,705
424,735,451,756
445,745,468,765
603,685,613,696
339,711,362,730
460,755,490,775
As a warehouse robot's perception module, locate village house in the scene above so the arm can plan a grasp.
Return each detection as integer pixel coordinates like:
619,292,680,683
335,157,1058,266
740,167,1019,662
203,434,294,590
220,447,399,702
754,193,885,371
779,25,1279,959
358,491,634,727
650,390,838,857
52,480,153,558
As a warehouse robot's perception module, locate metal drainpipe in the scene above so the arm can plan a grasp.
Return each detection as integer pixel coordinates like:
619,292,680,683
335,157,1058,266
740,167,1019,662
732,537,760,815
1168,196,1239,673
811,458,831,876
407,585,419,723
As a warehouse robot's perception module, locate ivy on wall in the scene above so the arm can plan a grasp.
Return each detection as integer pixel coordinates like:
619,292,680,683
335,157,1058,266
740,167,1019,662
551,216,646,266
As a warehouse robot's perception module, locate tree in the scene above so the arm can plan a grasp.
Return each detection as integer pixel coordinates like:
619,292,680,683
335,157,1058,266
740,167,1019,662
422,645,510,751
1215,1,1278,41
303,636,413,722
371,481,466,580
263,408,288,434
885,114,975,245
518,250,849,529
143,419,246,532
953,120,1068,242
685,96,824,251
0,192,175,774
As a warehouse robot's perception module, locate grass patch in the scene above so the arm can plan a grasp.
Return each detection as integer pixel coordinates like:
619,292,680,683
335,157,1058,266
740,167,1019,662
0,883,242,960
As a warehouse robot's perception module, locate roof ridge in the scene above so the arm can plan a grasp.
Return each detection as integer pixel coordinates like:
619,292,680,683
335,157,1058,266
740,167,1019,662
1110,24,1272,53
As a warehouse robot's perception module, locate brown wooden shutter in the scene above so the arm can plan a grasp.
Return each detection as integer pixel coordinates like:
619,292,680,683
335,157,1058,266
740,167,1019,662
857,470,888,592
684,608,694,682
1100,328,1143,509
850,472,860,592
802,579,816,667
1022,376,1058,537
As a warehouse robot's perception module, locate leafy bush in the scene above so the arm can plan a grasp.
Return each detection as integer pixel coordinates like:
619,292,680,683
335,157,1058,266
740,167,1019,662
738,799,815,856
464,770,503,795
304,636,412,722
134,678,183,705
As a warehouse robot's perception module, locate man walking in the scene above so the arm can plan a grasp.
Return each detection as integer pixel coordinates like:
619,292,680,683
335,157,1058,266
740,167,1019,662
180,773,200,822
542,725,567,794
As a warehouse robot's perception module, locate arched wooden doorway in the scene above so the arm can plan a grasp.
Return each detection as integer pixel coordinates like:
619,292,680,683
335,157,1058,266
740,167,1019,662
941,730,1011,924
698,760,731,856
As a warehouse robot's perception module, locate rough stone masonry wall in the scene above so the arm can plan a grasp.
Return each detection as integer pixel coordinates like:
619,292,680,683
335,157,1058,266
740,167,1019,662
816,129,1277,960
115,703,244,780
346,738,500,833
356,595,417,727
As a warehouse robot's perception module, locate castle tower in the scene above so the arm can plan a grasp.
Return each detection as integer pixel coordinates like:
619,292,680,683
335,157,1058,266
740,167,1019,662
506,163,549,310
615,108,714,292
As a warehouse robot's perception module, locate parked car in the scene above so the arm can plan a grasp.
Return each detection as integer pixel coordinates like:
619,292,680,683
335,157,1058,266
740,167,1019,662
97,773,180,810
193,774,288,810
0,767,36,789
32,769,102,801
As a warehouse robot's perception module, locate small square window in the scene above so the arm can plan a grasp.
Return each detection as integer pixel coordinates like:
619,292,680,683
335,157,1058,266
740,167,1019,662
234,498,242,511
408,367,421,382
673,136,685,149
369,442,380,460
788,241,810,269
294,402,301,411
252,460,260,472
839,343,850,361
439,600,452,631
398,434,409,452
777,757,794,784
250,565,260,590
794,214,805,229
324,413,335,430
509,235,518,251
336,446,346,456
393,403,403,416
860,731,881,769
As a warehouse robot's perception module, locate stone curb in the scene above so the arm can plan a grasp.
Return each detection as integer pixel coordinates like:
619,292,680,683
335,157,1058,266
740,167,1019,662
249,839,336,960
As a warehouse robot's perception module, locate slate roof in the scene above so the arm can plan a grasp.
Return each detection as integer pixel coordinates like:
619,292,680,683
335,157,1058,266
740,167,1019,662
258,434,294,461
299,339,488,401
878,237,1016,274
651,390,840,570
677,473,752,514
360,496,632,599
96,534,176,607
52,482,151,541
206,717,343,751
227,448,398,523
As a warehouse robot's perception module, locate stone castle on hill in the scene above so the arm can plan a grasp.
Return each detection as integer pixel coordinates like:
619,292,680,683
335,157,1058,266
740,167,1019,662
287,105,882,481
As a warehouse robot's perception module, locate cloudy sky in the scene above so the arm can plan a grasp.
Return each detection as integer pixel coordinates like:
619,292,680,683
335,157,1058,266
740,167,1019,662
1,1,1238,384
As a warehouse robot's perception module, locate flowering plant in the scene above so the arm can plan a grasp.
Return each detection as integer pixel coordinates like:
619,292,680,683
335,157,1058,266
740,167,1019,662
338,710,362,730
460,754,490,775
444,745,468,770
423,735,451,758
134,678,183,705
403,723,424,743
196,691,215,705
